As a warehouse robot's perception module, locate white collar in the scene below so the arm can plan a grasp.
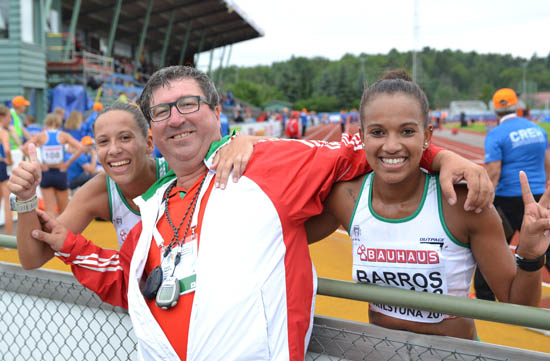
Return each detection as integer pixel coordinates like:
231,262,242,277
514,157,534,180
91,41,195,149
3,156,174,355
500,113,517,123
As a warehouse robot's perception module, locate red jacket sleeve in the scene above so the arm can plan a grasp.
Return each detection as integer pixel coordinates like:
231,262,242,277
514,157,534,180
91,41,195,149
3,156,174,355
244,134,443,223
55,222,143,309
421,144,443,172
245,133,369,223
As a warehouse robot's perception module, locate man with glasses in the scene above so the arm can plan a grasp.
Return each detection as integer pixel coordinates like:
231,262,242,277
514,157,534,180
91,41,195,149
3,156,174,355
31,66,494,361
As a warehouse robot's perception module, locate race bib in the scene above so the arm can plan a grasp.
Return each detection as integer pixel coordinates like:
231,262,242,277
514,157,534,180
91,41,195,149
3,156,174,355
42,145,64,164
353,241,448,323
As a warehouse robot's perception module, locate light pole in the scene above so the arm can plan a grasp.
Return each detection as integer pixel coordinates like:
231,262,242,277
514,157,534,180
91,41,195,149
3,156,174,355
522,62,528,97
360,55,366,86
412,0,419,83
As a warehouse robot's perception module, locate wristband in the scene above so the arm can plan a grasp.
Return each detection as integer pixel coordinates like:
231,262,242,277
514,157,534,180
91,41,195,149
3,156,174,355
9,194,38,213
515,249,546,272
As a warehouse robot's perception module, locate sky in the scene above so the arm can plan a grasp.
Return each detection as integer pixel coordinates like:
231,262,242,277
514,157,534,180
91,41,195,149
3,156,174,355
197,0,550,69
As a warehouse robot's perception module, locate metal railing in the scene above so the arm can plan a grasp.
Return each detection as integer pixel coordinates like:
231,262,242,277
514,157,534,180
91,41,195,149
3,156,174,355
0,234,16,249
318,278,550,331
2,234,549,331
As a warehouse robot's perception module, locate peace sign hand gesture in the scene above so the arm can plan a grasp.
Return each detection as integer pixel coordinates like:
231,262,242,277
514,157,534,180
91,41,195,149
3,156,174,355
518,171,550,259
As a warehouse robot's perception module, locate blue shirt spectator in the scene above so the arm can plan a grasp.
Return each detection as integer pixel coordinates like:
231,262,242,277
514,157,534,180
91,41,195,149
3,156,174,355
485,114,548,196
220,112,230,137
26,124,43,137
67,135,98,189
67,152,91,183
82,102,103,138
82,111,98,138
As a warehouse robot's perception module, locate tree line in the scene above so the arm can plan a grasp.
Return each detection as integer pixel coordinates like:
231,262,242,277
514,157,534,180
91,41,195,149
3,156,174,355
213,47,550,112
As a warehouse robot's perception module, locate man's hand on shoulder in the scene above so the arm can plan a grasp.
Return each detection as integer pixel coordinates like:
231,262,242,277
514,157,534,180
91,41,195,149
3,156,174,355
435,150,494,213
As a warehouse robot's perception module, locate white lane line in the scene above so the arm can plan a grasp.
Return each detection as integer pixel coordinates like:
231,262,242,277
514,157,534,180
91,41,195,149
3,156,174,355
322,124,340,141
305,125,332,139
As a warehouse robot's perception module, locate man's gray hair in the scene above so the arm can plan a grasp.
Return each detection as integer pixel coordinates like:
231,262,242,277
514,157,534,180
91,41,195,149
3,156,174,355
138,66,220,122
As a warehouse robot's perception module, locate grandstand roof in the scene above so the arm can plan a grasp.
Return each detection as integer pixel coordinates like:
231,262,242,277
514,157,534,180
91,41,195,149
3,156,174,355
61,0,264,62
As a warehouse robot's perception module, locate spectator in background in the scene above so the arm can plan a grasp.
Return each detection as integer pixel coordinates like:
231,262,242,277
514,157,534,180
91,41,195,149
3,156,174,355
63,110,84,141
27,113,83,217
476,88,550,300
256,112,266,122
233,103,243,123
0,106,13,234
285,110,301,139
300,108,308,137
245,107,253,122
82,102,103,138
460,111,467,127
349,108,360,124
114,58,122,73
441,109,447,126
150,128,163,159
67,136,99,190
53,106,65,123
117,92,128,104
219,108,230,137
24,114,42,137
281,107,289,132
340,109,347,134
9,95,29,150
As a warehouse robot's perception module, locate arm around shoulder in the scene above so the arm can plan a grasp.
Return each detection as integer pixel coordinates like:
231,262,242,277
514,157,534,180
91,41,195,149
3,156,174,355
435,150,494,212
306,178,361,244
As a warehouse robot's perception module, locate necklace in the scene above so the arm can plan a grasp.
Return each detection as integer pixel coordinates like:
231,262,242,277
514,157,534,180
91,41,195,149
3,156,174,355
141,172,208,304
162,173,207,265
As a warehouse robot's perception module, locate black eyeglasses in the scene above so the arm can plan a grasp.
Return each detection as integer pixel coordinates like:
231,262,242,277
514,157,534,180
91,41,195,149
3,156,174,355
149,95,210,122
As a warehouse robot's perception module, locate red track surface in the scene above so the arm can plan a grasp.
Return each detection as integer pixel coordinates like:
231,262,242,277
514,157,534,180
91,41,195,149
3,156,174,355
304,123,550,291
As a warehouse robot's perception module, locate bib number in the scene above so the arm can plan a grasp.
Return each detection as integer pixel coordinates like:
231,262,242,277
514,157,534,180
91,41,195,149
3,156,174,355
42,145,63,164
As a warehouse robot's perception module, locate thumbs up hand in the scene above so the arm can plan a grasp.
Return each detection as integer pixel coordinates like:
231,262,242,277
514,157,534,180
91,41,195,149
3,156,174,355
8,143,42,201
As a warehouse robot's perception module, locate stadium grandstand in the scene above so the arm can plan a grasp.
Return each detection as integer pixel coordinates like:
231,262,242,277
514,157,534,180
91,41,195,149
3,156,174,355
0,0,264,121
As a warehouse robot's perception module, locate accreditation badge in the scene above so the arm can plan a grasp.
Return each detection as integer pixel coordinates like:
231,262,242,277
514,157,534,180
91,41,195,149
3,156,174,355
174,232,198,295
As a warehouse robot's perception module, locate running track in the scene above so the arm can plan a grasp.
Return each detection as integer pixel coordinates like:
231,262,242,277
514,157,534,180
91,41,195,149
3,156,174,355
303,123,550,288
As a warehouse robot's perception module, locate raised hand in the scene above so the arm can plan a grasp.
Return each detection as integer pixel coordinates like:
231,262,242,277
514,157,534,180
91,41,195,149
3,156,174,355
8,143,42,201
31,209,68,252
518,170,550,259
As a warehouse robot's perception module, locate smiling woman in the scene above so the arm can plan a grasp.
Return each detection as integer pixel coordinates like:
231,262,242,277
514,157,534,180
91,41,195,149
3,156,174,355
305,69,550,340
9,103,166,268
